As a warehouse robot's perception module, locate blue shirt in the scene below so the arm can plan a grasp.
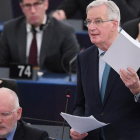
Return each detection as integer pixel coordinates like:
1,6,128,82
6,123,17,140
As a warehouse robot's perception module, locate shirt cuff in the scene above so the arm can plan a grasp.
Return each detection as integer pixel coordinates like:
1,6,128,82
134,92,140,102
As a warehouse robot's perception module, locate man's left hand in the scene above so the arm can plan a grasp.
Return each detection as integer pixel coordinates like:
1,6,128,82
120,67,140,95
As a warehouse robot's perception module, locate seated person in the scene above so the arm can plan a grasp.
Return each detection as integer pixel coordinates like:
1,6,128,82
0,87,49,140
0,0,80,73
0,79,19,95
122,17,140,42
52,0,140,26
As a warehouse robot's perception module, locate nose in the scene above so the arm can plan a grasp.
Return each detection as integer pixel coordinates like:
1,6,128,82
30,5,36,13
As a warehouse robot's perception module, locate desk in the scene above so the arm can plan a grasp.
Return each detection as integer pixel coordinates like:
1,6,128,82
17,73,77,125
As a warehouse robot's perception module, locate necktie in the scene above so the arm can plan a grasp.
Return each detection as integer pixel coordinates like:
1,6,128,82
101,63,110,103
100,62,110,140
28,27,37,66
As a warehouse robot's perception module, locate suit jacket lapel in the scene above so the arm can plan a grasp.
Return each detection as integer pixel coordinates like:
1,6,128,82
17,19,27,63
39,17,54,67
87,47,101,106
13,121,24,140
102,68,119,106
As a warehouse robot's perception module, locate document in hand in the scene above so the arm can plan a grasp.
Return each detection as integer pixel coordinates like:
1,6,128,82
102,29,140,74
60,112,108,134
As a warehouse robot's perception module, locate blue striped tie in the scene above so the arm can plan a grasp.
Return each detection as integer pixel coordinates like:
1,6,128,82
101,63,110,102
100,62,110,140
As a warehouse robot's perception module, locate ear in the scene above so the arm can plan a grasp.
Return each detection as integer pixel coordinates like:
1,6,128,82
111,20,118,31
44,0,49,11
16,107,22,120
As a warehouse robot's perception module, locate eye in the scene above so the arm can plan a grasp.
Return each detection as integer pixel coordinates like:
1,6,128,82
87,20,92,25
95,20,102,24
24,4,31,8
1,112,10,116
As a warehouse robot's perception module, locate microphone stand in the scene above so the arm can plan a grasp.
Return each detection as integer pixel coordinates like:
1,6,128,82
61,90,71,140
69,55,77,82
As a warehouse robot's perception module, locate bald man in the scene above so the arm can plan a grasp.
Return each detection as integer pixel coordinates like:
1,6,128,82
0,88,49,140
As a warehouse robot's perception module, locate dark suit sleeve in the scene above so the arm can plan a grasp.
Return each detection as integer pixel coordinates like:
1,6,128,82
57,0,79,18
122,18,140,39
0,24,11,67
114,0,140,25
73,54,85,116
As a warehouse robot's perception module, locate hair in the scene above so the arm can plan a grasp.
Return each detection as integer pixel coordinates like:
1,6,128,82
0,87,20,108
86,0,120,26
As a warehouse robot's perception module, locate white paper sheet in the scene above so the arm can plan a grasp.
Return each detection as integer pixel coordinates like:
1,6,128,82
60,112,108,134
102,29,140,74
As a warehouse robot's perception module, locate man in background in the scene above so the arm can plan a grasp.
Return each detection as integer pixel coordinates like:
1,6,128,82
52,0,140,26
0,0,80,73
0,87,49,140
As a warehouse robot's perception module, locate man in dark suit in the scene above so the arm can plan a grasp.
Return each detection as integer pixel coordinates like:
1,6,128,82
0,0,80,73
52,0,140,26
122,17,140,41
0,87,49,140
70,1,140,140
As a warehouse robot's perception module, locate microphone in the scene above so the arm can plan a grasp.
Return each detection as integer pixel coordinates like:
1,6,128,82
69,55,77,82
61,89,71,140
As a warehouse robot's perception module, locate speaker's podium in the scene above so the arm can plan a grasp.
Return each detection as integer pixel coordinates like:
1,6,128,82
0,64,38,81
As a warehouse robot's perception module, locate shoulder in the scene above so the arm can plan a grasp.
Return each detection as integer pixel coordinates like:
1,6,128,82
3,16,25,29
49,16,75,33
77,45,97,62
79,45,97,57
16,120,49,140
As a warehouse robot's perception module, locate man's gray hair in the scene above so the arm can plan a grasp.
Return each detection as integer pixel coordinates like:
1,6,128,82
0,87,20,108
86,0,120,26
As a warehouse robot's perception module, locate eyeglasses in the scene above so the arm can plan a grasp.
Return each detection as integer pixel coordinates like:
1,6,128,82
0,109,17,119
84,19,113,27
22,1,44,11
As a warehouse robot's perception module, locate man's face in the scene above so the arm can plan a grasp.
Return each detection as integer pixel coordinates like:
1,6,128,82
86,4,118,50
0,98,22,138
20,0,48,27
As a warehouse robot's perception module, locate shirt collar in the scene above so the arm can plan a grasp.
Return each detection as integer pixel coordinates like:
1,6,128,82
6,123,17,140
98,48,105,57
26,15,47,32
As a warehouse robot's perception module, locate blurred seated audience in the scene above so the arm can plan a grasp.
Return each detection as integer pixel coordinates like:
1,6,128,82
0,0,80,73
52,0,140,26
0,79,19,95
0,87,49,140
122,17,140,43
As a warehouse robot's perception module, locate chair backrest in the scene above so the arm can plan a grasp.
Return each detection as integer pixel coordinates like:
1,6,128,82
0,0,13,22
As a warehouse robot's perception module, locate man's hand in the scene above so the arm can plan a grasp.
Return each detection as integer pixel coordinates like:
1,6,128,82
120,67,140,95
70,128,88,140
137,22,140,42
52,10,66,20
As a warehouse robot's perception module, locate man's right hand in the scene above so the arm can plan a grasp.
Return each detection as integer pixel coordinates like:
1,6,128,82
52,10,66,20
137,22,140,42
70,128,88,140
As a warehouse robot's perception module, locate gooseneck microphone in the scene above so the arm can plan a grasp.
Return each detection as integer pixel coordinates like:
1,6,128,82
69,55,77,82
61,89,71,140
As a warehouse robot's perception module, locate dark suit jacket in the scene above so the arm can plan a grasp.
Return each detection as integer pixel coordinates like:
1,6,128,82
122,17,140,39
0,79,19,95
0,15,80,73
57,0,140,25
73,45,140,140
13,120,49,140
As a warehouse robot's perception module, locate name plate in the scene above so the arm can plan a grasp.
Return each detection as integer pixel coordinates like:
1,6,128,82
10,64,33,80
